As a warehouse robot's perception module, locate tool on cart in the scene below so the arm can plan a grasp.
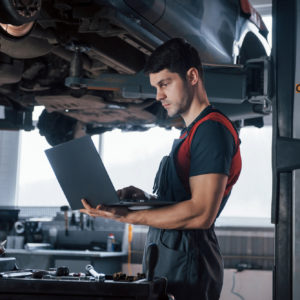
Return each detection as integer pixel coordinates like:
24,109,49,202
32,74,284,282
0,239,19,272
109,271,145,282
0,240,6,256
60,205,69,236
56,266,70,276
85,264,105,281
1,266,72,280
0,270,33,278
32,266,70,279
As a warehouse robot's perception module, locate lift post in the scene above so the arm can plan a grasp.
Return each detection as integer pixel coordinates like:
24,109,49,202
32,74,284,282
272,0,300,299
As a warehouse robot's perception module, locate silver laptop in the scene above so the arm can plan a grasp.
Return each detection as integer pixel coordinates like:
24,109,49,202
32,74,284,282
45,135,173,210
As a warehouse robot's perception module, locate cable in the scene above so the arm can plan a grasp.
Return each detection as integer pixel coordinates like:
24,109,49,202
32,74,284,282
231,271,245,300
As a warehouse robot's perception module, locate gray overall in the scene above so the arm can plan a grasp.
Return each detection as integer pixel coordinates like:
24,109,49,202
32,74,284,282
142,138,224,300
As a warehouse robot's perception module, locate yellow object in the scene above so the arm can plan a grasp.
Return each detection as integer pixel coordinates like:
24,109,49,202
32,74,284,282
128,224,133,275
128,224,133,242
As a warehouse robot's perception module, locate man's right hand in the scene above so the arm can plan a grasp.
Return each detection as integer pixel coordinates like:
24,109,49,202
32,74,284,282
117,186,150,201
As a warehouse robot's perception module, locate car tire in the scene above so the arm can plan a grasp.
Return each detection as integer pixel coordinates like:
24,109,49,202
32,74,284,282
37,109,77,146
0,0,41,26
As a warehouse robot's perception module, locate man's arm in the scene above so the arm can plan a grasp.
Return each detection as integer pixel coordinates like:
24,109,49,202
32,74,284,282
81,173,227,230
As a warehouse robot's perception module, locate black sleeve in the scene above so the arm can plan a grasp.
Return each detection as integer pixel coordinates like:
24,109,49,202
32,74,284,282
189,120,235,177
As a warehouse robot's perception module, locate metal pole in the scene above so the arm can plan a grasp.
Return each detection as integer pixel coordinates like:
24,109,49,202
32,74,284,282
0,130,20,206
272,0,300,299
292,0,300,298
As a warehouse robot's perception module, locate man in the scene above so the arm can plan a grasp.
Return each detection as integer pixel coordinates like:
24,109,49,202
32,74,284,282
81,38,242,300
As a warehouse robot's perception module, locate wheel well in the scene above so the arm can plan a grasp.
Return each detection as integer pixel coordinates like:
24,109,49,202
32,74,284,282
238,31,268,64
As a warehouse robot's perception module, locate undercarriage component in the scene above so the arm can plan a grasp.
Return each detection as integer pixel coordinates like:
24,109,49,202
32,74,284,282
0,0,271,138
35,94,156,125
0,21,34,38
67,44,90,80
246,56,272,114
65,57,271,111
65,72,156,99
0,35,53,59
0,55,23,85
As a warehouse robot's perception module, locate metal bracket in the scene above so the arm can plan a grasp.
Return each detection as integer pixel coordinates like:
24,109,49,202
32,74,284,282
246,56,272,113
65,72,156,99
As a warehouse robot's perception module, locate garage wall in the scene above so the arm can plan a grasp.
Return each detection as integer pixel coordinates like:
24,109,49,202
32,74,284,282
0,130,20,206
221,269,272,300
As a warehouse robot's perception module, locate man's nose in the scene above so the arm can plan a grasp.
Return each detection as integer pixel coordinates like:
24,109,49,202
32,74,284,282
156,89,166,101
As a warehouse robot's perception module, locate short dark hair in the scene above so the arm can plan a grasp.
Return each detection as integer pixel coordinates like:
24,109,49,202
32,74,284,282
144,38,204,81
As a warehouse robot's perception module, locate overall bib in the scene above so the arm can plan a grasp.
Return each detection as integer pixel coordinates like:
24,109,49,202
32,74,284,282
142,110,241,300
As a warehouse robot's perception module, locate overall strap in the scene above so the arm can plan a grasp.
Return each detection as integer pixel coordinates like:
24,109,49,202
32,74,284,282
179,111,242,197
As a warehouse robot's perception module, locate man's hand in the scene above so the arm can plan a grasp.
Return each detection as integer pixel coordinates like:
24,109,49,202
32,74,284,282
80,199,132,223
79,186,153,224
117,185,150,200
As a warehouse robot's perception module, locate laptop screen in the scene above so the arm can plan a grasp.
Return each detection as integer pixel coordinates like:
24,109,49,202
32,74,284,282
45,136,120,210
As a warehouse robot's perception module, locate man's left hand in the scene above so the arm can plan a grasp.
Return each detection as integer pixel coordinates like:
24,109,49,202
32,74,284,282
80,199,130,222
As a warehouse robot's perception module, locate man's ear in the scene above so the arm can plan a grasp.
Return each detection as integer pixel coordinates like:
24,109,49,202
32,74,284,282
186,67,199,85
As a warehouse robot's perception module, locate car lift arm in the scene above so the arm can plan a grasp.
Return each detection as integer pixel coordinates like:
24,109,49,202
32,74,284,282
65,57,272,116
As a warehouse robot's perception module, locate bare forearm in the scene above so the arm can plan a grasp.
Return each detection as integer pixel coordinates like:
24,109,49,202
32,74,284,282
125,199,211,230
81,174,227,230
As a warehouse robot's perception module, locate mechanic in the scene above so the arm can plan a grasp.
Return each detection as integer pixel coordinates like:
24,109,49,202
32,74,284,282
81,38,242,300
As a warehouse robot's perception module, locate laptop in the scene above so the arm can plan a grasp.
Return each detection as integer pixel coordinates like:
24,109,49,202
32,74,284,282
45,135,173,210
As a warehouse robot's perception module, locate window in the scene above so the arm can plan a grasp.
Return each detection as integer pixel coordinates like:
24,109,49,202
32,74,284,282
17,120,273,224
101,127,180,193
220,125,272,219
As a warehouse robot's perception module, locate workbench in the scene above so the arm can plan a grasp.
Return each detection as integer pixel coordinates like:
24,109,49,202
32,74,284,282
0,276,168,300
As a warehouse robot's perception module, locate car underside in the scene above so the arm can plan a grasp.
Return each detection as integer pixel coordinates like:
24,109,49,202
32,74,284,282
0,0,271,145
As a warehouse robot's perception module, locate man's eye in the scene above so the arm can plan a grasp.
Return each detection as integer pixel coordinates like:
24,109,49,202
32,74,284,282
160,83,168,88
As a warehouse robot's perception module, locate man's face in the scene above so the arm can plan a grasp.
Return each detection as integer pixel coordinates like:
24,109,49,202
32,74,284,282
149,69,192,117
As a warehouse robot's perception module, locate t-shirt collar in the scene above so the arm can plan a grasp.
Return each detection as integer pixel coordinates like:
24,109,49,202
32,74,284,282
181,105,213,136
